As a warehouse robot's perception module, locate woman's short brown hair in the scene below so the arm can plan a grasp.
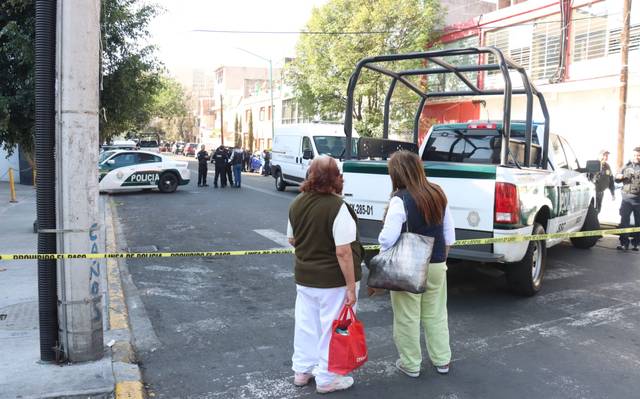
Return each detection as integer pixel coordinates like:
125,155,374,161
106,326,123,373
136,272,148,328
300,156,343,194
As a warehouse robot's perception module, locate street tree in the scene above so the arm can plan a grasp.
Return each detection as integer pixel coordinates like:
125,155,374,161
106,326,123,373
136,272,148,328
0,0,35,155
100,0,164,143
148,77,192,141
288,0,443,137
234,114,242,148
248,111,254,153
0,0,166,153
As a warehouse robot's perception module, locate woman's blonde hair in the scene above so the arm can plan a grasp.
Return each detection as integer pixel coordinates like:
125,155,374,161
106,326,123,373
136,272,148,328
387,151,447,224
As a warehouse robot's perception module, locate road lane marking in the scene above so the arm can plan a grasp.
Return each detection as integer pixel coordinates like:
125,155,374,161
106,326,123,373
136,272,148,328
253,229,292,248
242,183,298,200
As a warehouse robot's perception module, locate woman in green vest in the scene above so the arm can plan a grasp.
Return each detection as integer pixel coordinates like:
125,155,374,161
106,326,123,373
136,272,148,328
287,156,364,394
377,150,455,378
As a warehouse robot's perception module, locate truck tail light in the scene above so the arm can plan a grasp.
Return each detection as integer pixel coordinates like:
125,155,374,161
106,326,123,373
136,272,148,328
467,123,497,129
495,182,519,224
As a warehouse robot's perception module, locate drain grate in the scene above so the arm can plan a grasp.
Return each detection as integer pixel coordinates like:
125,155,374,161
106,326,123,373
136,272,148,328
0,301,38,330
127,245,158,253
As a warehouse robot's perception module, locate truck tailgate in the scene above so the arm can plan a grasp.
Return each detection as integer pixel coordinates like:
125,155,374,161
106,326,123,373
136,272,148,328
343,161,496,242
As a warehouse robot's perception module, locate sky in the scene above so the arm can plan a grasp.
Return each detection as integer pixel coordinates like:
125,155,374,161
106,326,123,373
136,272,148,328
149,0,329,81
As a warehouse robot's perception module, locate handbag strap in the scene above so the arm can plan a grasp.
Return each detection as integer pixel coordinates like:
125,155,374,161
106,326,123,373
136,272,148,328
338,304,358,322
401,194,410,234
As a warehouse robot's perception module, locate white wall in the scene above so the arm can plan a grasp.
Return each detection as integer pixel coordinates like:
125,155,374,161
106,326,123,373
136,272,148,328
0,146,20,183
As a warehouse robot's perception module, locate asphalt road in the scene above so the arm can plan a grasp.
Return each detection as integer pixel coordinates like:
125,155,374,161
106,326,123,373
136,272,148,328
109,156,640,399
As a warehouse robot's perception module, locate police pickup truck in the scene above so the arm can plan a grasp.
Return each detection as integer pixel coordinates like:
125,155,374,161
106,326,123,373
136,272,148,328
340,48,599,296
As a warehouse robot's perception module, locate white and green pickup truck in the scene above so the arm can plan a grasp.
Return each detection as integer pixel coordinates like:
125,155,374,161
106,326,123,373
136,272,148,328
340,48,600,295
343,122,599,296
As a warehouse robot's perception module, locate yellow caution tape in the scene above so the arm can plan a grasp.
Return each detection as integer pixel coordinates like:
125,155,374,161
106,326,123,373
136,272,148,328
1,227,639,261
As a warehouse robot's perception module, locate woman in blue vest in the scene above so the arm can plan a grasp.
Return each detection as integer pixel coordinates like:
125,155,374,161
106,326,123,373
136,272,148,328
377,150,455,378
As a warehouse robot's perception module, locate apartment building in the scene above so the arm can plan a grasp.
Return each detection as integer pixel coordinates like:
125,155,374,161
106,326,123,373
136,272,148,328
424,0,639,167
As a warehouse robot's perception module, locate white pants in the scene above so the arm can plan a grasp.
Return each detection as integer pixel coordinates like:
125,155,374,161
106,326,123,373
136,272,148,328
291,282,360,386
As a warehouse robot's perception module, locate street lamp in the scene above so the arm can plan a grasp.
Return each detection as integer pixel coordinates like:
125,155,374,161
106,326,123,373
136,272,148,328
236,47,275,143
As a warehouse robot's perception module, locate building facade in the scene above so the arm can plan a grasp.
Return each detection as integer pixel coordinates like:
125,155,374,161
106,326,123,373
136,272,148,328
425,0,639,167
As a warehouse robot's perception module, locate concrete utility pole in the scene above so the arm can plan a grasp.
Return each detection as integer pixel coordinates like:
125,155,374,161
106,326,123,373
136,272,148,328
56,0,103,362
616,0,632,170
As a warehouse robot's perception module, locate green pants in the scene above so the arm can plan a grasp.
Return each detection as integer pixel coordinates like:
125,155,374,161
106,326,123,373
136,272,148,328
390,262,451,372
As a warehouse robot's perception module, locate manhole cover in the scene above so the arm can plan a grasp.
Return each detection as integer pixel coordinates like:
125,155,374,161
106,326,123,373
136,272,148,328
127,245,158,253
0,301,38,330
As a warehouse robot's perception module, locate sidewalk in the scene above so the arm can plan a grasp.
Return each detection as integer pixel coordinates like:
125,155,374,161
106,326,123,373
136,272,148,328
0,182,116,399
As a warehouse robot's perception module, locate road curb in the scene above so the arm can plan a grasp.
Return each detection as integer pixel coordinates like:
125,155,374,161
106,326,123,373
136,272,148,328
106,199,146,399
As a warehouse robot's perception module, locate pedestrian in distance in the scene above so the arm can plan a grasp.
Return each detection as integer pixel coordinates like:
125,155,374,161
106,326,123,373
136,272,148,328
375,150,454,378
262,149,272,176
592,149,615,213
230,145,244,188
615,146,640,251
212,145,228,188
225,147,234,187
196,145,210,187
287,156,365,394
243,149,251,172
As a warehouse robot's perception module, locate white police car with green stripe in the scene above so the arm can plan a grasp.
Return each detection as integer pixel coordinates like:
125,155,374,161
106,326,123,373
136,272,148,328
99,150,190,193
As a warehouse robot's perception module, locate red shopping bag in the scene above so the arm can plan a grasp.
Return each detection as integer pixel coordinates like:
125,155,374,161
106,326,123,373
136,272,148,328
328,305,368,375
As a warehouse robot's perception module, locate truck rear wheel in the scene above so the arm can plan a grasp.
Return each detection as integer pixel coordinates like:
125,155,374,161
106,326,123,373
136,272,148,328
570,204,600,249
506,222,546,296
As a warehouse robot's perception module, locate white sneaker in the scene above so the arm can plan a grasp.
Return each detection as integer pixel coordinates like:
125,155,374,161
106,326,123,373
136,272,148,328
316,375,354,394
293,372,314,387
395,359,420,378
435,363,450,375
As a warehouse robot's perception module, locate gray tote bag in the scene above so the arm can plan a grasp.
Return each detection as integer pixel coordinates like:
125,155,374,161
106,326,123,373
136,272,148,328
367,198,434,294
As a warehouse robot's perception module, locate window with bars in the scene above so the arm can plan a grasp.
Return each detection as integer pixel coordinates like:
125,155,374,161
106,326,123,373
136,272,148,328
572,0,639,61
572,2,608,62
485,15,562,82
608,24,640,54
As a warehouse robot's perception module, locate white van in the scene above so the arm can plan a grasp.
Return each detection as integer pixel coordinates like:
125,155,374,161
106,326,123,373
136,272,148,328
271,123,358,191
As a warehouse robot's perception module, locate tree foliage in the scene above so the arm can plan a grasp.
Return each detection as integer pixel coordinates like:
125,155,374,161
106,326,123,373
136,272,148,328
288,0,443,137
0,0,35,154
147,76,194,141
100,0,164,143
234,114,242,148
248,111,254,153
0,0,168,154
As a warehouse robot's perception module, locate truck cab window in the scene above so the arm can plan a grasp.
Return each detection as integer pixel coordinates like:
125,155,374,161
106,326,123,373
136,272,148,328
549,134,568,169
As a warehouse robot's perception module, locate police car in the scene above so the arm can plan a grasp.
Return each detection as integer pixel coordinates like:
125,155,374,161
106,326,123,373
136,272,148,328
99,150,190,193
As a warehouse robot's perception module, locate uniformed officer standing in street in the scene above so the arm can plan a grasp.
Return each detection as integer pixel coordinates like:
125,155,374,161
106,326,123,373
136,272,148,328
197,145,210,187
213,145,228,188
615,146,640,251
592,149,615,213
225,147,234,187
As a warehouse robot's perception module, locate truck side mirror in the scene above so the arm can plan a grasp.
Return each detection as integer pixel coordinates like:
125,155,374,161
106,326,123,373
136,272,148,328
106,159,115,165
583,160,601,174
302,149,314,160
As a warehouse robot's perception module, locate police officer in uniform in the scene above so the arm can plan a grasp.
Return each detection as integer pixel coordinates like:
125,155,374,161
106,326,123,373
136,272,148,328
592,149,615,213
196,145,210,187
615,146,640,251
213,145,228,188
224,147,234,187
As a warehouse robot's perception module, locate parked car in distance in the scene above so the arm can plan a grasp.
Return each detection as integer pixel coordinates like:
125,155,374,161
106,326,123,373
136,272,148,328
184,143,198,157
172,142,185,155
138,138,160,153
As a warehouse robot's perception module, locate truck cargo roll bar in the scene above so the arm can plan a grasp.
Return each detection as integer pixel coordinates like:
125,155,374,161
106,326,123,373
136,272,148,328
343,47,550,169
